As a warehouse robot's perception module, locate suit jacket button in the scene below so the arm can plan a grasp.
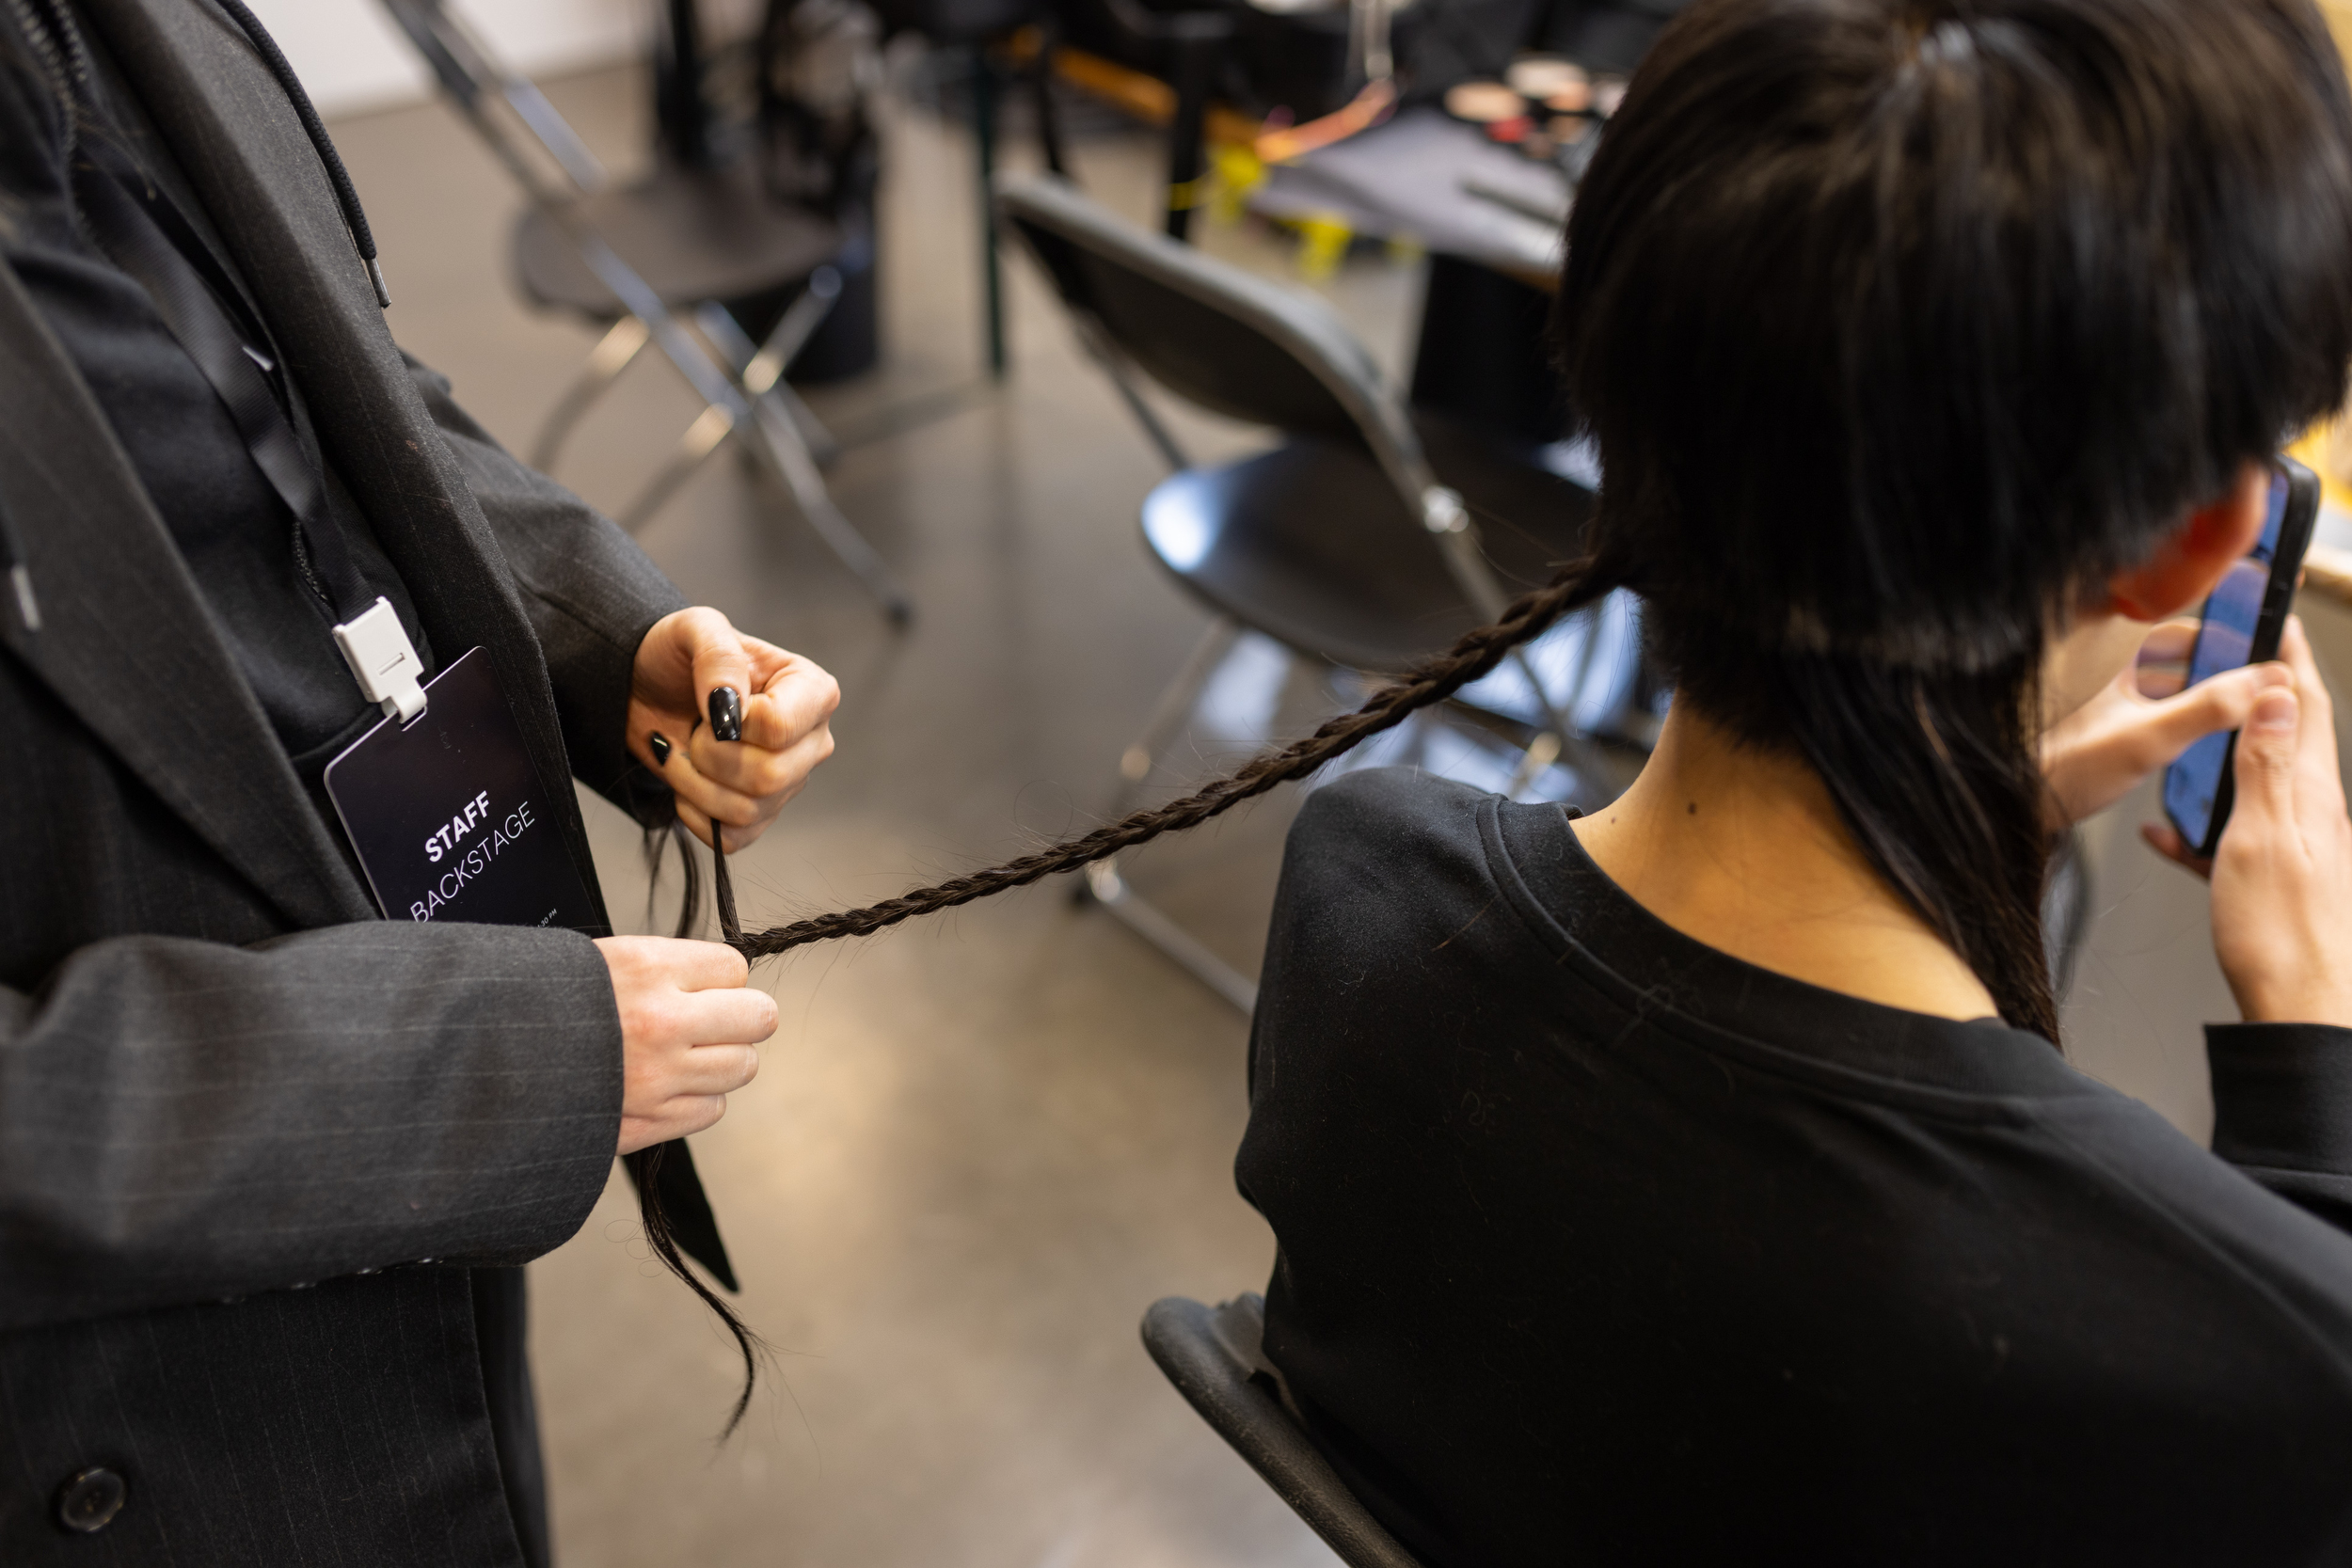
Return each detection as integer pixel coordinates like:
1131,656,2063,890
55,1467,127,1533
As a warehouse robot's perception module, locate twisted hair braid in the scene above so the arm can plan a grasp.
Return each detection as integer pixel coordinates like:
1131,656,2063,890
728,553,1619,959
648,552,1618,1434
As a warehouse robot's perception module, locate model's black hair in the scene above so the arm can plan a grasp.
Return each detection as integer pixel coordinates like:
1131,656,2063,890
672,0,2352,1412
1555,0,2352,1035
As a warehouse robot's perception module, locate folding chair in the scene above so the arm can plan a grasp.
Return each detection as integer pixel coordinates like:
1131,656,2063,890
1142,1294,1427,1568
377,0,913,623
996,171,1641,1008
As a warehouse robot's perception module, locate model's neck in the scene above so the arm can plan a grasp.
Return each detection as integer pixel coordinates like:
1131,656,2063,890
1568,706,2001,1022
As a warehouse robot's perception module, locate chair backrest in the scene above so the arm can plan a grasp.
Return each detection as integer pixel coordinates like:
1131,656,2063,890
1141,1295,1427,1568
994,173,1437,505
373,0,607,204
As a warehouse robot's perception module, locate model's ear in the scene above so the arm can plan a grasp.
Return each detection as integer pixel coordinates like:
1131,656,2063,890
2107,462,2270,623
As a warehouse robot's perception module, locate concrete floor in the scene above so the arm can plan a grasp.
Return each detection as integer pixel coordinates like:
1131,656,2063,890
327,55,2352,1568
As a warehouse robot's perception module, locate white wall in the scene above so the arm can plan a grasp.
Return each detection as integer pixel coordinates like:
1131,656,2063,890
246,0,750,119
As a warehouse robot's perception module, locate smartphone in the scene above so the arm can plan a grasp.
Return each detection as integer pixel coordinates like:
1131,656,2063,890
2160,455,2321,858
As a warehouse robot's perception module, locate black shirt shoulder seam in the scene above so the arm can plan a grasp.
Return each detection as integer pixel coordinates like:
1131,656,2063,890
1468,794,2088,1130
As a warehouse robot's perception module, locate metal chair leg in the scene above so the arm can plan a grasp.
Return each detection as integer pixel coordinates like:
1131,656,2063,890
1495,598,1613,798
768,382,841,468
1070,615,1261,1013
616,404,734,531
1430,521,1611,786
1163,23,1220,242
1506,630,1622,792
975,42,1006,379
528,216,913,624
1118,616,1242,797
1077,318,1192,472
1082,859,1259,1013
692,285,844,466
1031,15,1071,179
745,391,914,624
532,315,649,472
1502,730,1563,800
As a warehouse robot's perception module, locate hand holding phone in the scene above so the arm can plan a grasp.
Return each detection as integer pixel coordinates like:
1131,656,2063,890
2161,458,2322,857
2200,619,2352,1025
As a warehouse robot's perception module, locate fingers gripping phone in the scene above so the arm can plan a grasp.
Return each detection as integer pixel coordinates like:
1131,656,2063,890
2161,455,2321,858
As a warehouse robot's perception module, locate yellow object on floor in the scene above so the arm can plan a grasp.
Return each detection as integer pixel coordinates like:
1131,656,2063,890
1293,213,1354,281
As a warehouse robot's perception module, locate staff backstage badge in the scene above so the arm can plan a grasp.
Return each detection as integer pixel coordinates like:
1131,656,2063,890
325,645,600,932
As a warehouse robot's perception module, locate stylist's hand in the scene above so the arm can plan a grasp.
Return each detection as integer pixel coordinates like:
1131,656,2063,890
2041,618,2292,828
2144,620,2352,1025
599,936,777,1156
628,607,839,850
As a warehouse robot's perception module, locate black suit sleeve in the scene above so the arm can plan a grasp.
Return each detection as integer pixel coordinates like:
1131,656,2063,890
402,354,688,823
0,921,622,1332
2209,1022,2352,1232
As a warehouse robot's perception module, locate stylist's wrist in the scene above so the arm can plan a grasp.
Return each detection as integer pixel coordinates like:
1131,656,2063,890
599,935,777,1156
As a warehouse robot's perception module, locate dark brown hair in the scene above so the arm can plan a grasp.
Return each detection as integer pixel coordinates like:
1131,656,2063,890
626,822,765,1437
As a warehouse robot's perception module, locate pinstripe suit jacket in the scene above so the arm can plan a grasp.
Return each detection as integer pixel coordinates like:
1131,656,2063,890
0,0,690,1560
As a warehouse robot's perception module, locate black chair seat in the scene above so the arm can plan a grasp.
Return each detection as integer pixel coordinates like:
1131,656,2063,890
514,161,843,318
1141,418,1591,674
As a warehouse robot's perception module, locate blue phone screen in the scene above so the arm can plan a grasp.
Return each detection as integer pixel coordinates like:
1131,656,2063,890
2161,468,2290,849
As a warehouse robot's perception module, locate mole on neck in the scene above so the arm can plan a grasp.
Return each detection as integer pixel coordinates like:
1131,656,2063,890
1567,706,2001,1022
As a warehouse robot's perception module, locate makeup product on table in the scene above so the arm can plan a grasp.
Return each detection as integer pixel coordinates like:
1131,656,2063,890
1443,57,1624,168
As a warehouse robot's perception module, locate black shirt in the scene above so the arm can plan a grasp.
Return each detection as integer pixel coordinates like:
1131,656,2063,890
0,0,426,791
1238,768,2352,1566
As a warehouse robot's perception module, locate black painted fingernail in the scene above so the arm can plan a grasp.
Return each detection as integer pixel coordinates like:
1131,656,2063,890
648,732,672,766
708,686,742,742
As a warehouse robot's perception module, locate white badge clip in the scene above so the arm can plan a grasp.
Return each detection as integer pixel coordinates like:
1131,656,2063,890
333,596,427,722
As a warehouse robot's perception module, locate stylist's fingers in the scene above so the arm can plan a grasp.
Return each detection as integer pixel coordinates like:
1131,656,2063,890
671,935,750,991
672,984,778,1046
735,653,840,754
689,624,756,742
672,797,722,853
689,706,836,809
632,1095,727,1145
673,795,786,856
601,936,777,1154
662,758,793,851
669,1043,764,1097
687,656,838,794
597,932,745,998
659,657,838,851
673,987,781,1048
631,610,839,849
